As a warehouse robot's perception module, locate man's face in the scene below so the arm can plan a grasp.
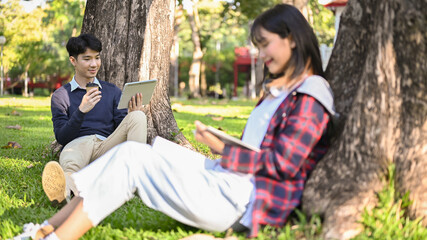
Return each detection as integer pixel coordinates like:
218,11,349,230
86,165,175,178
69,48,101,81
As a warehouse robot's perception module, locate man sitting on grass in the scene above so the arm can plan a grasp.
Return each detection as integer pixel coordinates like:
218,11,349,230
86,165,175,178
43,33,147,206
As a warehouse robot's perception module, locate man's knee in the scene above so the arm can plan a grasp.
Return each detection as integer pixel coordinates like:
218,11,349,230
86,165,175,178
59,137,95,172
59,152,90,173
127,111,147,123
124,111,147,143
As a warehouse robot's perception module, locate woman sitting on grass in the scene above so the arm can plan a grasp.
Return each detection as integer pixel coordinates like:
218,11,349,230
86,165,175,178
13,3,337,240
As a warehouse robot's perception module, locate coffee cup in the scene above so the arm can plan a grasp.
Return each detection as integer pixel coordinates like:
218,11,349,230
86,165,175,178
86,82,99,92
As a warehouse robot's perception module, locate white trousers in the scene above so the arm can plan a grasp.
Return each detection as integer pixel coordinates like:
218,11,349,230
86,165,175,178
72,141,254,232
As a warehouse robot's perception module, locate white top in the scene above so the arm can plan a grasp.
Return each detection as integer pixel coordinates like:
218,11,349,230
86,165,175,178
242,88,289,148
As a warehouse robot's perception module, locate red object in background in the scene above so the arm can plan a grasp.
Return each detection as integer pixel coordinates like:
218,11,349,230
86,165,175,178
320,0,348,7
5,75,70,93
233,47,257,97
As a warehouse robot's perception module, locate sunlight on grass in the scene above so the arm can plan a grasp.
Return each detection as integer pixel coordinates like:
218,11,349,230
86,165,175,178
0,96,51,107
172,103,253,118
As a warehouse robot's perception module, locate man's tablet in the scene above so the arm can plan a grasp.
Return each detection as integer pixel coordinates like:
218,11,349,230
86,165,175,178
117,79,157,109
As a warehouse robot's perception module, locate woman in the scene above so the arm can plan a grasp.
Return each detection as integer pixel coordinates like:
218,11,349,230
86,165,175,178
14,4,337,240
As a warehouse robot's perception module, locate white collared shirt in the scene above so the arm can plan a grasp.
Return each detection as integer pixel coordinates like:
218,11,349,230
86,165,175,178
70,77,102,92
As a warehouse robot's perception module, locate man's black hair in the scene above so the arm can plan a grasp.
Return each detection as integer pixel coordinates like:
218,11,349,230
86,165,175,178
66,33,102,59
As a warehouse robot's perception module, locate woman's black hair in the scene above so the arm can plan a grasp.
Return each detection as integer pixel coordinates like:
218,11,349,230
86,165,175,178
66,33,102,59
251,4,324,81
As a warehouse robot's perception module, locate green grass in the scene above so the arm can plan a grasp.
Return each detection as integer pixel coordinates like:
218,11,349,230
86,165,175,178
1,96,426,239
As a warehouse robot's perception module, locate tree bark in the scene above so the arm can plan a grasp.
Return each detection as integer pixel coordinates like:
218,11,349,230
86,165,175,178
302,0,427,239
393,0,427,227
81,0,191,147
187,0,202,98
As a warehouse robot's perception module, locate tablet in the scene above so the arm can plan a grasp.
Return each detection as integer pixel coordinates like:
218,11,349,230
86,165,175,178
206,126,260,152
117,79,157,109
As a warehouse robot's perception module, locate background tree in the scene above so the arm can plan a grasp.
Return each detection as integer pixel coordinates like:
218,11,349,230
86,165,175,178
302,0,427,239
229,0,334,98
172,1,333,99
81,0,190,146
233,0,335,45
169,1,184,97
176,0,248,98
0,0,85,94
187,0,203,98
41,0,86,83
0,1,44,95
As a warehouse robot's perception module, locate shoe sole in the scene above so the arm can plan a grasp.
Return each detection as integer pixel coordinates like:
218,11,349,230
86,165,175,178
42,161,66,206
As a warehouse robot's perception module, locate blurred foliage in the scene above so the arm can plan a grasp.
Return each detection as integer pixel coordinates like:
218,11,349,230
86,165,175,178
0,0,334,97
0,0,85,83
308,0,335,46
232,0,335,45
178,0,249,96
177,0,335,96
232,0,280,20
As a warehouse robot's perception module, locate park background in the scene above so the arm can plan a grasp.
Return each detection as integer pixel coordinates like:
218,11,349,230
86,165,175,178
0,0,336,99
1,0,426,239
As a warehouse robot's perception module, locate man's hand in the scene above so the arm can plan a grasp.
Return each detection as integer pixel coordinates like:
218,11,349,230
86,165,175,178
128,93,144,113
194,120,225,155
79,88,102,113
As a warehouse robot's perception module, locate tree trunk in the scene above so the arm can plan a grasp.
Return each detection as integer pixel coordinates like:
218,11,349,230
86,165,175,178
200,59,207,97
302,0,427,239
392,0,427,227
81,0,191,147
255,56,263,96
169,3,183,98
187,0,202,98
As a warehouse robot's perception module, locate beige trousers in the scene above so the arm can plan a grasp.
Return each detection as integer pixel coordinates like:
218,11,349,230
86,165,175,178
59,111,147,197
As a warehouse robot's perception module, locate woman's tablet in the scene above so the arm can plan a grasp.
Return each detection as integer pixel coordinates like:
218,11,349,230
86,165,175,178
117,79,157,109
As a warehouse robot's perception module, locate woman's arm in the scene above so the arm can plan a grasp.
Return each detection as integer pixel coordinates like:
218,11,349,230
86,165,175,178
194,120,225,155
221,94,330,180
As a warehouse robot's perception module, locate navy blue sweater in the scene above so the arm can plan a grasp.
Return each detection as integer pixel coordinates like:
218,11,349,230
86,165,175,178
51,80,127,146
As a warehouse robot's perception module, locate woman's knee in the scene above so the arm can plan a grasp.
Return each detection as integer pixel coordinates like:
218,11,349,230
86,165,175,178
117,141,149,156
116,142,156,165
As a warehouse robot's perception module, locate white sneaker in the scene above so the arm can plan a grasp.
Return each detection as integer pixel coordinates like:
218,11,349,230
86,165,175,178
41,232,60,240
10,222,41,240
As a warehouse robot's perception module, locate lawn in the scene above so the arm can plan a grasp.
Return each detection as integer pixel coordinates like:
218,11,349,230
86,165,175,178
1,96,426,240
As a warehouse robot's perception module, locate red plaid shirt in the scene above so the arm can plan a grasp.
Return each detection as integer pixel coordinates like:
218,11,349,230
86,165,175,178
221,92,331,237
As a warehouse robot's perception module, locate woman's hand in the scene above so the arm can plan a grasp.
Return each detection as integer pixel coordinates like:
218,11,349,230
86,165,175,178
194,120,225,155
128,93,144,113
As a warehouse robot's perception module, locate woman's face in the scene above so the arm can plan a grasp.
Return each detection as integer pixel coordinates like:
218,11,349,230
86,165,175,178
257,27,295,75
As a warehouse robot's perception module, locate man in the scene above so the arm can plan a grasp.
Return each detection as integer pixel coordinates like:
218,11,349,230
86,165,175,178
43,33,147,206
